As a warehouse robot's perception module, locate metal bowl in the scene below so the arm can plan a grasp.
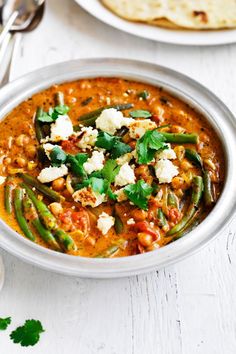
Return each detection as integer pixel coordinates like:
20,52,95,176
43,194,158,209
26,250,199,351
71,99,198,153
0,58,236,278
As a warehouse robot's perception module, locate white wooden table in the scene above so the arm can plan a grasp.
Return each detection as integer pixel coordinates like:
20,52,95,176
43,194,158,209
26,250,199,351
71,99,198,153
1,1,236,353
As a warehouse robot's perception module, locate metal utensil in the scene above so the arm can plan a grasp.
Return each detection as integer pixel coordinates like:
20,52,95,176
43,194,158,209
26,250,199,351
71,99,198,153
0,0,45,86
0,0,44,45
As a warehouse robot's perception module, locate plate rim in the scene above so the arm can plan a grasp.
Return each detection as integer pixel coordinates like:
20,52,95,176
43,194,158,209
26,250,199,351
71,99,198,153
75,0,236,46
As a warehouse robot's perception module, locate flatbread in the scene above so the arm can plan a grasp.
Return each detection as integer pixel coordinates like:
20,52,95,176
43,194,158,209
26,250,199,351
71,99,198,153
101,0,236,29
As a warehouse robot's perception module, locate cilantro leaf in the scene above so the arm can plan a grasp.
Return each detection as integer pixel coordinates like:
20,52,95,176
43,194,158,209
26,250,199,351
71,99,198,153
66,153,88,177
137,90,150,100
10,319,44,347
124,180,153,210
101,159,120,183
95,132,115,150
129,110,152,118
50,146,67,167
95,132,131,158
110,141,132,159
136,129,167,164
90,177,108,194
37,104,69,123
0,317,11,330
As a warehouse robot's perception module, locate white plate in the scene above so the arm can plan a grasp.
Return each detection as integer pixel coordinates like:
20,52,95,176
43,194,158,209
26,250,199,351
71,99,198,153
75,0,236,46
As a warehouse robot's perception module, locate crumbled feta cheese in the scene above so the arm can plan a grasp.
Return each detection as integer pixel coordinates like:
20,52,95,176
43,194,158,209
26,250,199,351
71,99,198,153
114,188,128,202
73,187,105,208
156,143,176,160
155,159,178,184
77,126,98,150
129,119,157,139
43,143,56,159
127,218,135,225
96,108,134,135
115,162,136,187
37,164,68,183
83,151,104,175
50,115,73,142
0,176,6,185
97,212,115,235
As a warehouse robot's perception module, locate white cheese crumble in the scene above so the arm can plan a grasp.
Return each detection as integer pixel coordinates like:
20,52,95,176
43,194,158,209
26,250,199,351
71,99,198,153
0,176,6,185
115,162,136,187
114,188,128,202
155,159,178,184
73,187,105,208
37,165,68,183
50,115,73,142
96,108,134,135
97,212,115,235
43,143,57,159
156,143,176,160
129,119,157,139
127,218,135,225
77,126,98,150
83,151,105,175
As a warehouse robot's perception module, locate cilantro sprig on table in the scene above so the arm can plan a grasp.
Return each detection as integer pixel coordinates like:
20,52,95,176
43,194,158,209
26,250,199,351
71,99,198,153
0,316,44,347
10,319,45,347
124,180,153,210
95,131,131,158
136,129,167,164
0,317,11,330
37,104,70,123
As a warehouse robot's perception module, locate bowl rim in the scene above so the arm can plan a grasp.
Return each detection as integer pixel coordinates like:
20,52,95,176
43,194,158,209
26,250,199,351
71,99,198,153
0,57,236,278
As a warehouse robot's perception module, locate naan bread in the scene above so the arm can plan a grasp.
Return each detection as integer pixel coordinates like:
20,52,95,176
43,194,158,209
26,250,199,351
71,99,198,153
101,0,236,29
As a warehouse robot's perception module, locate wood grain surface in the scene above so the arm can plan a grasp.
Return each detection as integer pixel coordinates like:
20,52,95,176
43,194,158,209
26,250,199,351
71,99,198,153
0,1,236,353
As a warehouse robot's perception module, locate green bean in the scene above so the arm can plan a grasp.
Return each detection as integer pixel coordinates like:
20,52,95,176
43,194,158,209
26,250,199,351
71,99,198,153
95,238,127,258
21,183,57,231
157,209,167,228
160,132,198,144
4,176,14,214
54,229,77,252
23,196,61,251
14,187,35,241
114,214,124,234
34,108,44,143
167,191,178,208
19,173,63,202
185,148,203,169
95,245,120,258
172,208,202,240
37,145,48,164
167,176,203,236
203,170,214,206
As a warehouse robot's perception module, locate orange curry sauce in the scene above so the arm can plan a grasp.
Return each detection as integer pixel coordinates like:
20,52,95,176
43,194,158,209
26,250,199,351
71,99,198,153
0,78,224,257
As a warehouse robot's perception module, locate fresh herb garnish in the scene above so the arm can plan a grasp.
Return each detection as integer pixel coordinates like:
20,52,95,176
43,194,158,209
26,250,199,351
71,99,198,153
137,90,150,100
75,159,120,200
129,110,152,118
124,180,153,210
95,132,131,158
0,317,11,330
50,146,67,167
136,129,167,164
10,319,44,347
66,153,88,177
37,105,69,123
101,159,120,183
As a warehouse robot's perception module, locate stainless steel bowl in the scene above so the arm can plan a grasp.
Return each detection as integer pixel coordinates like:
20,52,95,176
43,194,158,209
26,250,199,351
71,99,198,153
0,58,236,278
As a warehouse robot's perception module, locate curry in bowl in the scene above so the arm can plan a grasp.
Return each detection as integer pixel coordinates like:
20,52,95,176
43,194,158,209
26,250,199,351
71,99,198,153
0,78,224,258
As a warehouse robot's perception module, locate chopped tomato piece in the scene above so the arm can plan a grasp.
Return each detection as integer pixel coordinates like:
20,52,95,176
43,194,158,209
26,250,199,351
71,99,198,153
134,221,158,239
168,208,181,224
